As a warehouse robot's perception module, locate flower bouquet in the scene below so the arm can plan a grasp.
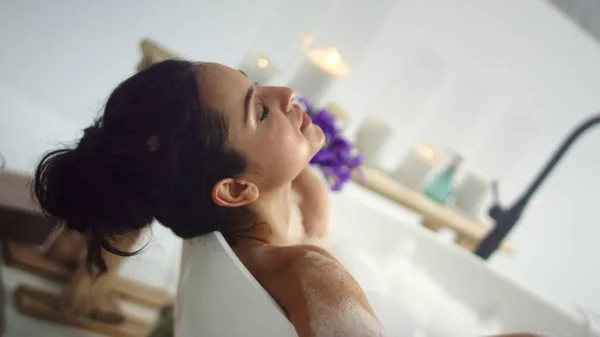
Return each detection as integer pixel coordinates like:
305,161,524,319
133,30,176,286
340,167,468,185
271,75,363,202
297,97,363,191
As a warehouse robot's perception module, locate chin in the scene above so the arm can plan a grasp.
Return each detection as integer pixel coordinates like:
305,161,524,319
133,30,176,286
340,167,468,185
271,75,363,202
309,124,326,149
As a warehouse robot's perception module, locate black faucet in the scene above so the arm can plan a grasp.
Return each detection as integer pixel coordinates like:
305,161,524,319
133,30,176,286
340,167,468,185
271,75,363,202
475,113,600,259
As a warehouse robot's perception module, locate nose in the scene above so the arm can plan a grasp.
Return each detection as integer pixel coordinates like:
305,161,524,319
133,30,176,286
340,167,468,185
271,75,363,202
266,86,295,114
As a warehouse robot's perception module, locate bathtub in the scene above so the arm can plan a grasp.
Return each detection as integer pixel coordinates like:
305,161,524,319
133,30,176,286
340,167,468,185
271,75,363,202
326,183,588,336
1,181,588,336
120,180,588,335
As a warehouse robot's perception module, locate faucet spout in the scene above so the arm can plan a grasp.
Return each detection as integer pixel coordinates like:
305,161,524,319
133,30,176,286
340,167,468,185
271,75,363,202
476,113,600,259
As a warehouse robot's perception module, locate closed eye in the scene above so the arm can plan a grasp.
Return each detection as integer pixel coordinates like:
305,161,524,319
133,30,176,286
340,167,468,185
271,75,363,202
259,105,270,122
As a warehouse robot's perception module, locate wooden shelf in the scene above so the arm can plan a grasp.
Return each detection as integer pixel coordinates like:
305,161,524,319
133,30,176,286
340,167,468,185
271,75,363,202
0,170,39,215
3,241,172,310
354,166,514,254
15,285,150,337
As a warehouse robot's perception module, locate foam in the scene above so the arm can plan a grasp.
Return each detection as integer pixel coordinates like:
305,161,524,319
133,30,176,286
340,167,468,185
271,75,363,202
326,239,484,337
286,201,491,336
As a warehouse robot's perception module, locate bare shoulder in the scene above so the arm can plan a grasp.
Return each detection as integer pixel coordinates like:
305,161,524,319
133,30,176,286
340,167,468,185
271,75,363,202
267,244,364,299
251,244,357,293
280,244,336,259
271,245,380,335
243,244,381,336
264,244,339,274
237,244,330,274
291,244,336,259
241,243,345,283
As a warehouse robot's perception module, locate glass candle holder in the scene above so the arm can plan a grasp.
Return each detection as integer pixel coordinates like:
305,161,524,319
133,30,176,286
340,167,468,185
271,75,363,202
306,0,398,67
288,47,350,105
239,0,339,85
287,0,398,104
239,52,280,85
393,143,442,191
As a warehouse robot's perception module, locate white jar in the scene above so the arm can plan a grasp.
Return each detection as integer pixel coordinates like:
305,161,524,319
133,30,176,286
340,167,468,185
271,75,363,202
355,116,395,169
454,171,490,218
392,144,440,191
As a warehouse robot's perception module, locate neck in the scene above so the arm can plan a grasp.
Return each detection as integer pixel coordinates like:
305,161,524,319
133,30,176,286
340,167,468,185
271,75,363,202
240,184,293,247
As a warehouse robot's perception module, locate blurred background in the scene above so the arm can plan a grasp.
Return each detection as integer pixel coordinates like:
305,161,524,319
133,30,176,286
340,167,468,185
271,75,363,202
1,0,599,333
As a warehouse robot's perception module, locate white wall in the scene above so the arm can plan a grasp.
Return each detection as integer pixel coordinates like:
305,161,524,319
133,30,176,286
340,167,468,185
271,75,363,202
1,0,599,314
330,0,600,314
0,83,83,172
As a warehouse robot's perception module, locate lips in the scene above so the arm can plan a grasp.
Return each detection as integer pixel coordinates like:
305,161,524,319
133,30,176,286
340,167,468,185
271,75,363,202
301,111,312,130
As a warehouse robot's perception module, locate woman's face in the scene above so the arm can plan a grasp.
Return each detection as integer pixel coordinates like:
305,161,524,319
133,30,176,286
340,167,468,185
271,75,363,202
196,63,325,189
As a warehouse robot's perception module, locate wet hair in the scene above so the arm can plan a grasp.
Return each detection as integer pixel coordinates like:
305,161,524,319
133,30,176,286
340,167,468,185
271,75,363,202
34,60,254,273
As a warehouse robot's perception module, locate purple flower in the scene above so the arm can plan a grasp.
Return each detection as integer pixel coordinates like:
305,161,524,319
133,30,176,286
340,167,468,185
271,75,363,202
299,96,363,191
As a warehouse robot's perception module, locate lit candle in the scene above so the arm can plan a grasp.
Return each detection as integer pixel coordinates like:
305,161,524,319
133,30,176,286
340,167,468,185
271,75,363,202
238,52,279,85
288,47,350,105
393,144,441,191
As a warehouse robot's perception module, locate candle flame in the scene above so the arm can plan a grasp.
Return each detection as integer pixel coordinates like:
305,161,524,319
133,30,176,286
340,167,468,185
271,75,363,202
307,47,350,76
257,58,269,68
326,48,342,66
417,144,436,161
421,147,435,160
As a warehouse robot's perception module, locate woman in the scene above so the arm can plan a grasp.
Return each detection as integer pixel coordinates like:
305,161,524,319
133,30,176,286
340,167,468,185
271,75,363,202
35,60,538,337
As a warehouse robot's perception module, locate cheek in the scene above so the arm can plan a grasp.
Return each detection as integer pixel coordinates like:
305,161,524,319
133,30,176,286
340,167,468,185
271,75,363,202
269,132,310,166
257,129,312,184
265,118,308,152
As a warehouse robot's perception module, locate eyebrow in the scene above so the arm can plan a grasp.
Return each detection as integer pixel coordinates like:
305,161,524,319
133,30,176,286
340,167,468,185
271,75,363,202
243,86,254,126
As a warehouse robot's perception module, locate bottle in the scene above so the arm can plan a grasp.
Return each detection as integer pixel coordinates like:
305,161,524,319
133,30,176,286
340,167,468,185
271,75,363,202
425,153,462,205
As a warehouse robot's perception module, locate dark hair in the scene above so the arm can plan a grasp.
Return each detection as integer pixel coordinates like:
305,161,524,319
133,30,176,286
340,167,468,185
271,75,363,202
34,60,253,273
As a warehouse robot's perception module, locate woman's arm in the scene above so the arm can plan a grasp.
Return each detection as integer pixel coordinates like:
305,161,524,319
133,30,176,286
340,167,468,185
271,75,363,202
292,167,330,238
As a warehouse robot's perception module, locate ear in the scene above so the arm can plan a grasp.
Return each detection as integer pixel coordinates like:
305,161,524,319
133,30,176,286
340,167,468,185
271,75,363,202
212,178,259,207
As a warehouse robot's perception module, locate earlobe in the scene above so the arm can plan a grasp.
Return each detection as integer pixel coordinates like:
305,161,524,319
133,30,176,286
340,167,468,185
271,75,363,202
212,178,259,207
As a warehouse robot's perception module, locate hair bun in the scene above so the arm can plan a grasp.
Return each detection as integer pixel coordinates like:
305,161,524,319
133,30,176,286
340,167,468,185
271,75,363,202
34,132,154,272
77,125,108,158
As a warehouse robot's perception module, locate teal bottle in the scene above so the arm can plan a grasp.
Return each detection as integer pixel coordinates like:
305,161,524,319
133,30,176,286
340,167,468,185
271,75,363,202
425,155,462,204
